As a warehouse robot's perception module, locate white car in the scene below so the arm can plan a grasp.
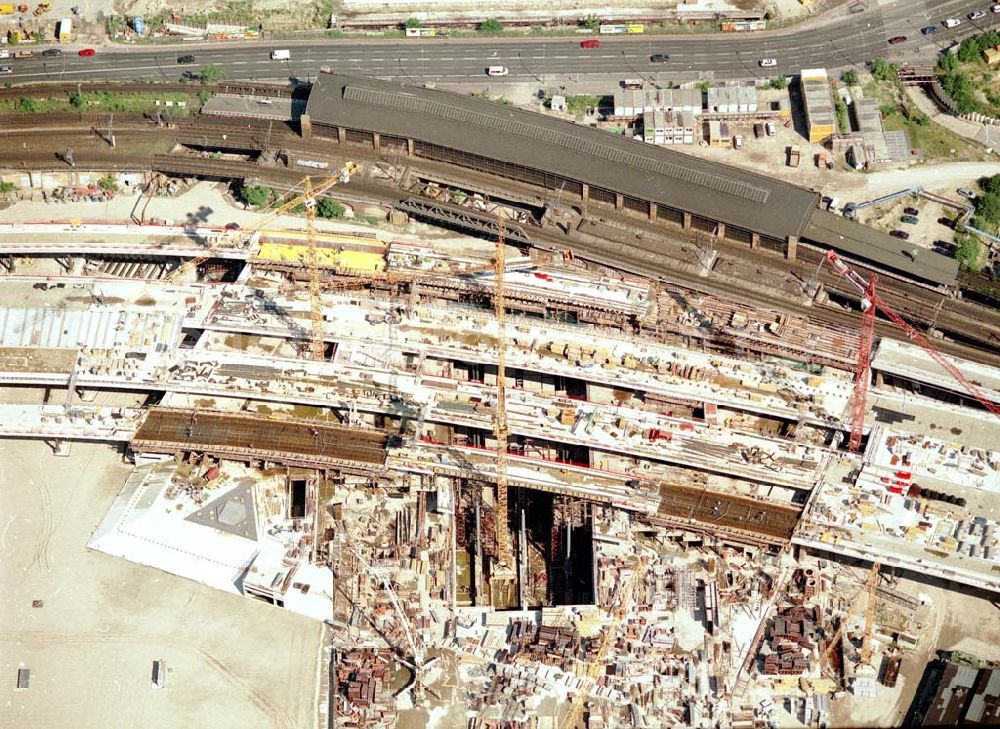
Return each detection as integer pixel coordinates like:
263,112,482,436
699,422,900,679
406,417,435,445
969,9,986,20
486,65,508,76
759,58,777,68
993,3,1000,13
0,65,11,75
943,18,961,28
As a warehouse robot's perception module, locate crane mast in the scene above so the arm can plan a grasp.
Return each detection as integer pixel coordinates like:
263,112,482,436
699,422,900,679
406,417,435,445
822,251,1000,453
493,207,514,581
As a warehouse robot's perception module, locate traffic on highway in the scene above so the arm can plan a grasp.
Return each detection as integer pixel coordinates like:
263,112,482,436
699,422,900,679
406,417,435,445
0,0,995,85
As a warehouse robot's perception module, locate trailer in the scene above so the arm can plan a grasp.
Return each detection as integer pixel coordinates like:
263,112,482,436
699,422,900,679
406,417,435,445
787,145,801,167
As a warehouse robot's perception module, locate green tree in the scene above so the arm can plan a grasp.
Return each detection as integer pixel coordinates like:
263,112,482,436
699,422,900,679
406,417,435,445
973,192,1000,227
69,93,85,109
199,63,227,85
870,57,898,82
0,181,16,194
835,98,849,134
940,70,979,114
7,33,18,46
402,17,422,30
769,76,787,90
911,112,930,126
18,98,38,112
316,198,345,218
582,14,600,31
477,18,503,34
198,89,212,105
953,233,982,272
937,52,959,73
239,185,272,207
841,69,859,86
97,175,118,192
30,31,42,43
979,174,1000,196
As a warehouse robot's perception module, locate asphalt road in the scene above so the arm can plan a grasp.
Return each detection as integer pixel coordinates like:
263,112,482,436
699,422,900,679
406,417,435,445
3,0,997,87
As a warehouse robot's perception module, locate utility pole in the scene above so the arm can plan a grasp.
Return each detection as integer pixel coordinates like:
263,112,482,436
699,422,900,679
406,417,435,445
62,147,75,167
108,113,116,149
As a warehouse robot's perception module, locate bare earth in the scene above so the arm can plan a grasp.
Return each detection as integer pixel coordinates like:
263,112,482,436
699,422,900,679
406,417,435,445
0,440,323,729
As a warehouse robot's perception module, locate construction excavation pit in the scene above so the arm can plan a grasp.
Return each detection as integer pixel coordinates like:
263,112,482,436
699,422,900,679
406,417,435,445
2,74,999,729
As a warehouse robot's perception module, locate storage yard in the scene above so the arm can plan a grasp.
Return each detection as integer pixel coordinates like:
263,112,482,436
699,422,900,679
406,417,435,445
1,66,999,729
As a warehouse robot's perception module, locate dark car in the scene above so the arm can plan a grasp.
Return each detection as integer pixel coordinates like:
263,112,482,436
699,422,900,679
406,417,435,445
890,229,911,240
903,206,919,216
224,222,241,230
921,25,939,35
41,48,62,57
887,35,907,45
650,54,671,63
176,55,196,64
938,216,956,229
901,214,919,225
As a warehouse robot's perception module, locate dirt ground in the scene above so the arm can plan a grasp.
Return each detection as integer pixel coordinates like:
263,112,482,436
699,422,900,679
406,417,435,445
828,568,1000,729
0,440,324,729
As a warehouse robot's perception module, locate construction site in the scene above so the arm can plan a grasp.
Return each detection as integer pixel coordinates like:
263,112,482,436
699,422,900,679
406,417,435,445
2,70,1000,729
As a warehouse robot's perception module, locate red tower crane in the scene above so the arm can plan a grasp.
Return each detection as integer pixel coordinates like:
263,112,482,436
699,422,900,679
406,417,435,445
823,251,1000,452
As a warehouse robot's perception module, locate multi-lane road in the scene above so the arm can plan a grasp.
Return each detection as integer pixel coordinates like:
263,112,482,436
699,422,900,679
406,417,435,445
4,0,997,86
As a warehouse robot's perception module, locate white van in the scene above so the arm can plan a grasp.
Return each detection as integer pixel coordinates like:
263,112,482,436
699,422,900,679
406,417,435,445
271,49,291,60
486,65,508,76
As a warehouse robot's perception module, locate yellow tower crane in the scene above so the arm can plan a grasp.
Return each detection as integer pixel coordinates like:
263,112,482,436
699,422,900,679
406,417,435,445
859,561,880,667
491,206,515,599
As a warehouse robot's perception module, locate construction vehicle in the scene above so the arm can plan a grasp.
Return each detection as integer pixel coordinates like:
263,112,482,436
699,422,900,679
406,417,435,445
821,250,1000,451
33,1,51,15
787,145,801,167
0,4,15,16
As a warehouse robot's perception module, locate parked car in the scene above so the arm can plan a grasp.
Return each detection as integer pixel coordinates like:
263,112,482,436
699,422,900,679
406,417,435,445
890,230,911,240
957,187,978,199
759,58,777,67
943,18,961,28
0,65,11,75
224,222,241,230
993,3,1000,13
176,55,196,64
41,48,61,57
887,35,907,45
650,54,671,63
903,207,919,216
938,216,956,229
969,9,986,20
901,214,919,224
78,48,95,57
921,25,939,35
580,39,600,49
934,241,957,256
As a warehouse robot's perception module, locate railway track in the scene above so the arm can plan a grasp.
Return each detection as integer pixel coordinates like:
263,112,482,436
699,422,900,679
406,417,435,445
3,121,998,365
0,80,304,101
132,407,388,468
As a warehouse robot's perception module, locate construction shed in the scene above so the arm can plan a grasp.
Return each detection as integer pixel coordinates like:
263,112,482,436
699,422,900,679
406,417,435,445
801,68,837,143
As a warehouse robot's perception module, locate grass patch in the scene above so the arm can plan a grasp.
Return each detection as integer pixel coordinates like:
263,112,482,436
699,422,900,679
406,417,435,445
862,80,987,161
0,92,200,116
563,94,602,116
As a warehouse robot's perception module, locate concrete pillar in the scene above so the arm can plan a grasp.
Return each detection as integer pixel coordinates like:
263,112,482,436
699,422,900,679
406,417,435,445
336,126,346,144
649,202,657,221
786,235,798,260
372,132,380,152
750,232,760,249
715,222,726,239
407,137,414,155
299,113,312,139
683,211,692,229
581,183,589,201
615,193,624,210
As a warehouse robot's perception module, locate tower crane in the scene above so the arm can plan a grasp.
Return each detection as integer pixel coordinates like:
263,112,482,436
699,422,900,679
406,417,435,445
858,561,880,667
822,251,1000,452
491,205,515,598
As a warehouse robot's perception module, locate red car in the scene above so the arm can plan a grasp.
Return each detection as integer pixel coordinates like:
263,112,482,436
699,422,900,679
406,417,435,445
887,35,907,45
581,39,600,49
78,48,95,57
